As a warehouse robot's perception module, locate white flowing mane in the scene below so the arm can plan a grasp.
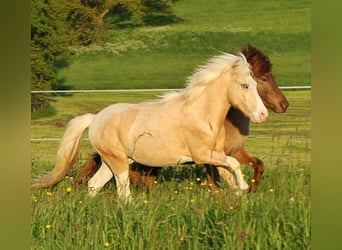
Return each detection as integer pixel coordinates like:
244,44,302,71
160,52,250,102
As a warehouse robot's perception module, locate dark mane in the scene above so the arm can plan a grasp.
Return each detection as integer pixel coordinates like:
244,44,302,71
241,44,272,77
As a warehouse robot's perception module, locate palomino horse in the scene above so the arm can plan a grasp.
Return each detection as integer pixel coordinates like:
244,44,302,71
33,52,268,201
74,44,289,192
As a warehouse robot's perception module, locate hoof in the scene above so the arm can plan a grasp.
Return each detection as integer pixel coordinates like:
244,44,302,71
88,187,100,197
235,188,249,196
239,181,249,191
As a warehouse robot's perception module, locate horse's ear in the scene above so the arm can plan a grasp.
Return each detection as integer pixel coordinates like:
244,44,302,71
241,43,256,56
238,52,248,64
229,54,248,77
247,43,256,50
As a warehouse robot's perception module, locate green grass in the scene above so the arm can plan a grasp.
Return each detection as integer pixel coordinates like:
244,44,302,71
31,175,310,249
57,0,311,90
31,90,311,249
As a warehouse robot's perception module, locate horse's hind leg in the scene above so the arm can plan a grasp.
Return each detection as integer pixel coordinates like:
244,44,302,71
101,152,131,202
114,170,131,202
74,153,102,185
87,162,113,197
130,162,160,189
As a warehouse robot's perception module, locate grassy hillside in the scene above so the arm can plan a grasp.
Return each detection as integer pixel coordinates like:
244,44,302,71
57,0,311,90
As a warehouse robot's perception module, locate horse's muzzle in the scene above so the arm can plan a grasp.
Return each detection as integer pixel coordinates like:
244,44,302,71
251,110,268,123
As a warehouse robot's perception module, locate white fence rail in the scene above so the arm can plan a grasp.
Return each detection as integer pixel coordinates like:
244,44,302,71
31,86,311,94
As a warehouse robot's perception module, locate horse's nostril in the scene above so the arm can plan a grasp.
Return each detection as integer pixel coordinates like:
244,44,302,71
262,112,267,119
281,100,289,110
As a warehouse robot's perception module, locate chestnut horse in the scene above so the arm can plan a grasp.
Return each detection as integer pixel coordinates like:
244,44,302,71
33,52,268,201
74,44,288,193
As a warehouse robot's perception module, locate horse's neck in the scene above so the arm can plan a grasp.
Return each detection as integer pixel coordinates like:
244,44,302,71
226,107,250,136
188,78,231,128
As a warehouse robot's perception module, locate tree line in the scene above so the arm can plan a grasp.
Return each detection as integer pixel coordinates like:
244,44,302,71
31,0,181,112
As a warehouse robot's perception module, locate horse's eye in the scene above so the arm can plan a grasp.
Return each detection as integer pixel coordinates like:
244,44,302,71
241,83,248,89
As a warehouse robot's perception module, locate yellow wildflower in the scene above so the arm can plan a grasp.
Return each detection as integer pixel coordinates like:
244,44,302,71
104,242,110,248
269,188,274,192
66,187,72,193
45,224,52,229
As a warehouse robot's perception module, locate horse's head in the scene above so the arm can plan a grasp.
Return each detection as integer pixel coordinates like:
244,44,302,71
227,54,268,123
254,73,289,113
241,44,289,113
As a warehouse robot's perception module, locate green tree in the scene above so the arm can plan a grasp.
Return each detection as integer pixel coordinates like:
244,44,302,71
31,0,182,112
31,0,97,112
81,0,182,45
80,0,145,45
31,0,69,111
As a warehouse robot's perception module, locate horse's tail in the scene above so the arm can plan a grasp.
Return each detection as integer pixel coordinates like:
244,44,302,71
74,152,102,185
32,113,96,188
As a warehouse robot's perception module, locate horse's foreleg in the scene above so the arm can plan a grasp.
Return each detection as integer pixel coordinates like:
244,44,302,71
248,157,264,192
204,165,220,189
88,162,113,197
234,147,264,192
205,164,247,192
223,156,249,191
192,150,248,191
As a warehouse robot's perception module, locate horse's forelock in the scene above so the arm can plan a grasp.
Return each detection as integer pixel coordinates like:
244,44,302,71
241,44,272,76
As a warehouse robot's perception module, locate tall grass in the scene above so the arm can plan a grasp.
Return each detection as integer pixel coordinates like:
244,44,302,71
31,171,310,249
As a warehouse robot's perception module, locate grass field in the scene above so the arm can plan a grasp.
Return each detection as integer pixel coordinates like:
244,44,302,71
32,0,311,249
57,0,311,90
